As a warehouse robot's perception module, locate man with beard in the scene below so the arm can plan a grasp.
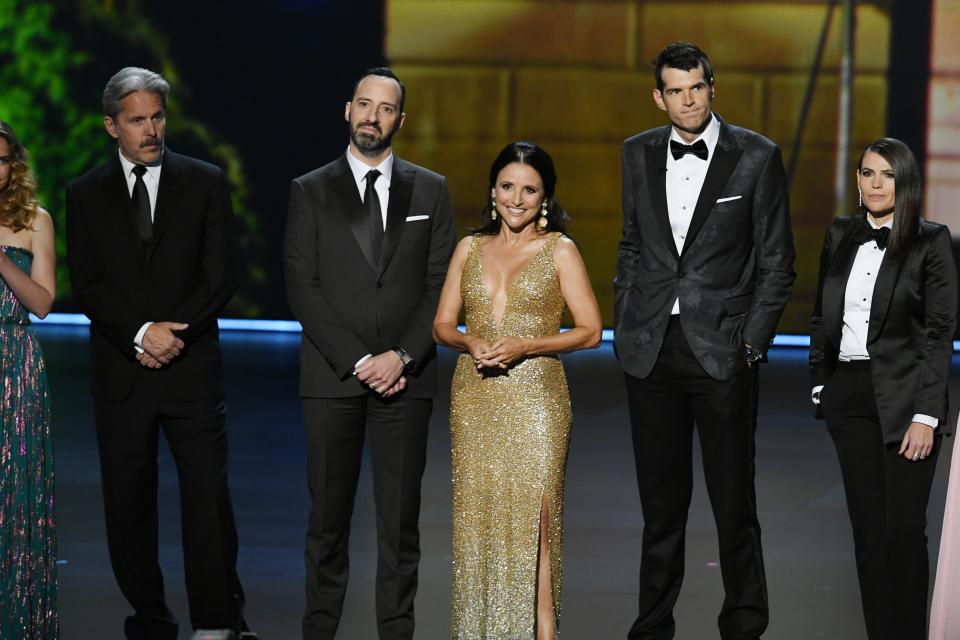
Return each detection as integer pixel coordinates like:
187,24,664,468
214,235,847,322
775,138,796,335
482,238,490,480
283,67,455,640
615,43,795,639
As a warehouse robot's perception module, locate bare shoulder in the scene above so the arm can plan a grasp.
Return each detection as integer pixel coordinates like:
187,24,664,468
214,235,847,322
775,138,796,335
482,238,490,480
450,234,476,265
32,208,55,238
454,234,475,255
34,207,54,228
554,234,581,258
553,234,585,270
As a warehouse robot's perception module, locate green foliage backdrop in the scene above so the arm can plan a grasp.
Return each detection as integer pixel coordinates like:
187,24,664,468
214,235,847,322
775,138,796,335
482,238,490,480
0,0,264,315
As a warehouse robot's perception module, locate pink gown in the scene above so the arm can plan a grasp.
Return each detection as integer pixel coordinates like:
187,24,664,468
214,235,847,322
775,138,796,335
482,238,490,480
930,429,960,639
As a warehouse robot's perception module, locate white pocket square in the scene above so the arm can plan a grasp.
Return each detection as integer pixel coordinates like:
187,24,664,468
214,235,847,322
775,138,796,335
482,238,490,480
405,214,430,222
716,195,742,203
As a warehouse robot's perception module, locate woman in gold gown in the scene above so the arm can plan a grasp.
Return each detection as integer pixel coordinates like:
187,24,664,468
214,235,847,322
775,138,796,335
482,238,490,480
434,141,602,640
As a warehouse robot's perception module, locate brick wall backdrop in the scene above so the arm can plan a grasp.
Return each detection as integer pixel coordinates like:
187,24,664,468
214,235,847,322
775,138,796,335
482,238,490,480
387,1,891,332
928,0,960,231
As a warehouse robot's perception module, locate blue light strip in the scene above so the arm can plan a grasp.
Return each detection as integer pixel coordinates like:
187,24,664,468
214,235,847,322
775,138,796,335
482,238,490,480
27,313,960,352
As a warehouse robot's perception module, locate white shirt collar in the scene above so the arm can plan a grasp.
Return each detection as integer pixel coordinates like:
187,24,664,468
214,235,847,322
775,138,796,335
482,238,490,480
669,112,720,158
118,148,163,181
866,215,894,230
346,147,393,187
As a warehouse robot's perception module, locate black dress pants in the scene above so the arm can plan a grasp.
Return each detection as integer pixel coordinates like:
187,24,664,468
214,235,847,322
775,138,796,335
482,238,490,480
624,316,767,640
301,394,432,640
821,361,940,640
94,375,244,640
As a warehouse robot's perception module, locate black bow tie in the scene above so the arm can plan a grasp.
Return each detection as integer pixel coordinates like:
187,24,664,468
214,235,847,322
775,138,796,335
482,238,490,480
670,139,709,161
857,224,891,250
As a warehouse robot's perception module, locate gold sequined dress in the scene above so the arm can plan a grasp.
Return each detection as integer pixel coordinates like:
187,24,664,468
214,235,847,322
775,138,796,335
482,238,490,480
451,232,570,639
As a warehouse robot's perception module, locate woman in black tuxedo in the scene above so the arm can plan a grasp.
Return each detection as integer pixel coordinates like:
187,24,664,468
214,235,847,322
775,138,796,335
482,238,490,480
810,137,957,639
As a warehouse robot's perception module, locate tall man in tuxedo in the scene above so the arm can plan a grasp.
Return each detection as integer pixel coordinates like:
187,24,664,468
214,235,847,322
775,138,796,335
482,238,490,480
67,67,249,639
614,43,795,640
283,67,455,640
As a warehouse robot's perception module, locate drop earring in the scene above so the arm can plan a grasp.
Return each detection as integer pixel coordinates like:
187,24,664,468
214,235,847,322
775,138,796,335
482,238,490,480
491,195,497,220
858,189,863,208
538,200,548,229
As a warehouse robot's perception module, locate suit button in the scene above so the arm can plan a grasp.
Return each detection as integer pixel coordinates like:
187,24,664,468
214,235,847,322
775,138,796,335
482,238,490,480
376,282,383,289
678,271,686,278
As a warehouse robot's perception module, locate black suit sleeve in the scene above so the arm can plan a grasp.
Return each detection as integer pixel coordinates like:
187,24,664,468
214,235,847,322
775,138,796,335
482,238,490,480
743,145,796,352
66,182,147,354
615,144,641,312
809,219,841,388
395,176,455,366
914,226,958,422
171,169,238,344
283,178,372,379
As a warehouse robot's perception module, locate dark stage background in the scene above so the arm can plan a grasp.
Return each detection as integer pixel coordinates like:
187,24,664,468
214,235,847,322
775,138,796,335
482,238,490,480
1,0,956,331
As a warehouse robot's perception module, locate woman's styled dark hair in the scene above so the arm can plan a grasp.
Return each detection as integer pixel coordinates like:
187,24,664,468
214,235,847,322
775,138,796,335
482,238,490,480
858,137,922,254
475,141,569,236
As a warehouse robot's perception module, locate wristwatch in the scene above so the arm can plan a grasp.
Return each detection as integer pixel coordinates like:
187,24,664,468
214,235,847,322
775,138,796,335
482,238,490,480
743,344,763,364
393,347,415,372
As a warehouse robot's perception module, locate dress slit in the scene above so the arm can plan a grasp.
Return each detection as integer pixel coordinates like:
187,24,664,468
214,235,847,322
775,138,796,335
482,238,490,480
450,233,570,639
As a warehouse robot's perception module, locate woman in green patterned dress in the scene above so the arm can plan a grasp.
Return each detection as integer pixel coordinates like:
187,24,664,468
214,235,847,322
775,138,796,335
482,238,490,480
0,120,58,638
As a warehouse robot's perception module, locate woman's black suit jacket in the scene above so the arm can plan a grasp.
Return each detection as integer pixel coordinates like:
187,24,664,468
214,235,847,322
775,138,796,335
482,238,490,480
809,215,958,443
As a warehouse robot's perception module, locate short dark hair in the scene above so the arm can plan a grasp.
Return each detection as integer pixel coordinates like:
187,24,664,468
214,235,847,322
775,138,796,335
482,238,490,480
858,137,922,253
351,67,405,114
653,42,714,92
475,141,570,236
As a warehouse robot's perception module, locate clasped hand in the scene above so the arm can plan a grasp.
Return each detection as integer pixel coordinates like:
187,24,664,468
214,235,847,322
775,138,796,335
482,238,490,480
898,421,934,462
136,321,188,369
356,351,407,398
468,336,530,370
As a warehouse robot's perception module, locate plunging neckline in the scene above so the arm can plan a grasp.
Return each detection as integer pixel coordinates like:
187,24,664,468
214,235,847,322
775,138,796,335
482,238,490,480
477,233,554,334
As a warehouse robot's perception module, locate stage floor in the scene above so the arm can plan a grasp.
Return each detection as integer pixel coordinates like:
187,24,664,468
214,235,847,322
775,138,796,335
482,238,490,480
45,326,956,639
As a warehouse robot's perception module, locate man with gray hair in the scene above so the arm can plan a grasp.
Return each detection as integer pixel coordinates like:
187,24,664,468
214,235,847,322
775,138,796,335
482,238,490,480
67,66,253,639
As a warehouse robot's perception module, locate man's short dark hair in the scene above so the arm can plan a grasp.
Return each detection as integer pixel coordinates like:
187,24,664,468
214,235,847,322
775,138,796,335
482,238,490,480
653,42,714,92
351,67,406,114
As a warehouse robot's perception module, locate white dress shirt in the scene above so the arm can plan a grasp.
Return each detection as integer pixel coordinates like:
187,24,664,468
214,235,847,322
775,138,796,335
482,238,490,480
345,148,395,371
118,150,161,219
118,150,163,350
811,218,937,429
345,147,393,230
666,113,720,315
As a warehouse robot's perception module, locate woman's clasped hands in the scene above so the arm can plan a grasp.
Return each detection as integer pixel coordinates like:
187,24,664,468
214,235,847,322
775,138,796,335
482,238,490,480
466,335,531,370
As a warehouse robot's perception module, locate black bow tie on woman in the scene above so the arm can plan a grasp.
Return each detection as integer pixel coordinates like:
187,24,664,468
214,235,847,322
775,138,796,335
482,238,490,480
855,221,891,250
670,139,709,161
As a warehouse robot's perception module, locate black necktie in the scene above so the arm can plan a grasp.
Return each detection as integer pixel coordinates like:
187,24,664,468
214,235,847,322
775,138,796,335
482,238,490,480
858,224,890,250
364,169,383,262
670,139,709,161
131,165,152,244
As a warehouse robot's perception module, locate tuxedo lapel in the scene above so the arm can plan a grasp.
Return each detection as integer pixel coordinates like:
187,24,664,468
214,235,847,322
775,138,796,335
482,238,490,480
379,161,414,275
643,135,677,260
822,224,861,346
101,157,141,251
868,247,905,344
681,126,743,257
329,157,378,272
150,151,185,251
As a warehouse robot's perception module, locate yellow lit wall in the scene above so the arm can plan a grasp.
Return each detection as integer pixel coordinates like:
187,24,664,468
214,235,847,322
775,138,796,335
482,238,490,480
387,1,891,332
927,0,960,230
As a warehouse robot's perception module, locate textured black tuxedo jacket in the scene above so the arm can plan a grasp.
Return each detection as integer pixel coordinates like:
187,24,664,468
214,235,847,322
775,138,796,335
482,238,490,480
809,216,958,442
615,117,796,381
283,154,455,399
67,150,237,401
